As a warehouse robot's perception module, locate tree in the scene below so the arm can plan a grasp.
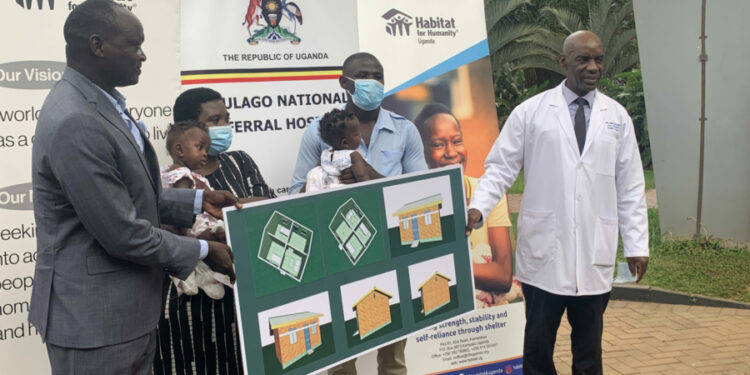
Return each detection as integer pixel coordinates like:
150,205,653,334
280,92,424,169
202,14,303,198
484,0,558,72
485,0,559,125
493,63,548,126
599,69,651,168
534,0,639,77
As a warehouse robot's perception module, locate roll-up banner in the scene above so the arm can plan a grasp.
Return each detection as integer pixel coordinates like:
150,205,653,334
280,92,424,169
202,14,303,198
0,1,181,374
357,2,525,374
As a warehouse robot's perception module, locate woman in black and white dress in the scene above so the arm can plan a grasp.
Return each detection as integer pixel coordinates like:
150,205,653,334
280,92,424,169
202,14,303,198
154,87,275,375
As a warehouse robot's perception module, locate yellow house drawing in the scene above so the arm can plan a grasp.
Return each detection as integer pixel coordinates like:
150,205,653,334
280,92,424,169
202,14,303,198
393,194,443,247
418,272,451,315
352,287,392,339
269,312,323,369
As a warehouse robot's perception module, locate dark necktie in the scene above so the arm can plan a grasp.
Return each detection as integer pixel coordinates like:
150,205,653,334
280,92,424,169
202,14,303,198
574,97,587,154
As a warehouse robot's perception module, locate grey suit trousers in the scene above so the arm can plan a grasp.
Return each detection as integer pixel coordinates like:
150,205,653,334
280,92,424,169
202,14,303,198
46,330,157,375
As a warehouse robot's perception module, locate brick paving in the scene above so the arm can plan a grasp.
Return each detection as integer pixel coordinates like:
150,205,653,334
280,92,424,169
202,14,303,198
553,300,750,374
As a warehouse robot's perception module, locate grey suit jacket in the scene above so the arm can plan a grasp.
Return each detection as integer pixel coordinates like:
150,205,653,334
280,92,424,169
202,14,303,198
29,67,201,348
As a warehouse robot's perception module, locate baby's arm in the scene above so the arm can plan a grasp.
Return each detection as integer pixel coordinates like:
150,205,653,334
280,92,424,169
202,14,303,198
195,228,226,243
173,177,194,189
194,178,210,191
195,218,226,243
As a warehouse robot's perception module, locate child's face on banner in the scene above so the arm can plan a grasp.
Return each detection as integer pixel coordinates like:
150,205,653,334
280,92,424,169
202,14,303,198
423,113,467,170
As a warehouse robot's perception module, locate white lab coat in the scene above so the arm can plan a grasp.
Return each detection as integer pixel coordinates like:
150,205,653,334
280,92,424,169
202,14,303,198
469,83,648,296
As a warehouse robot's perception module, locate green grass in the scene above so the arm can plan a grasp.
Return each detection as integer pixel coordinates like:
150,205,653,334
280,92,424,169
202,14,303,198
504,169,655,194
616,209,750,302
511,209,750,302
643,169,655,190
507,170,524,194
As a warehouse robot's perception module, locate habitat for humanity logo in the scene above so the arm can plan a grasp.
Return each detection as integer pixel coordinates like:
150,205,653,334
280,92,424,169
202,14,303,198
243,0,303,45
0,61,65,90
14,0,136,11
382,9,412,36
382,8,458,45
14,0,54,9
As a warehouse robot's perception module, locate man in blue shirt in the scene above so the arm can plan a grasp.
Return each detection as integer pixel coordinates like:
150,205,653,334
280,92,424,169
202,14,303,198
290,52,425,374
289,52,427,194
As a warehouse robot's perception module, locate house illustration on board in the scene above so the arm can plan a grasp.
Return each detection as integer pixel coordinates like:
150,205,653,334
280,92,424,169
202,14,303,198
418,272,451,315
393,194,443,247
268,312,323,369
258,211,313,281
329,198,377,265
352,287,392,339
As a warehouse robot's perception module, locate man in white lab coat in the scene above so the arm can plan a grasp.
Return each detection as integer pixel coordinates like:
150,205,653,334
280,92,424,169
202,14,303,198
466,31,649,375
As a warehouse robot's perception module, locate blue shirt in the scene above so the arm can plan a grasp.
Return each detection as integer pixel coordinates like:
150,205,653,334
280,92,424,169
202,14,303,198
98,87,208,259
98,87,147,152
561,81,597,130
289,108,428,194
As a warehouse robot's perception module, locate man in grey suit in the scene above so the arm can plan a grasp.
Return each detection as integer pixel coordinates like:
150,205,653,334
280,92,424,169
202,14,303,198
29,1,238,373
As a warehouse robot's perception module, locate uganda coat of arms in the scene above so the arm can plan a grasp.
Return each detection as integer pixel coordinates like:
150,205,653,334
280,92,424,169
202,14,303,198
243,0,303,45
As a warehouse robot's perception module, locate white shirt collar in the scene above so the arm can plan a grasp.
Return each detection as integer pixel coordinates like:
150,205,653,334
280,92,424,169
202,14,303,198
561,80,597,106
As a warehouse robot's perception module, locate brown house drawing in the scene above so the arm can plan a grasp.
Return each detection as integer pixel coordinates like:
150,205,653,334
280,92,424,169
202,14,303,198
268,312,324,369
419,272,452,315
393,194,443,247
352,287,392,339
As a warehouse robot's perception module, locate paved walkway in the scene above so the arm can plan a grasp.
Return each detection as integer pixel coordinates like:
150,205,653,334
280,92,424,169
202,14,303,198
507,189,658,213
553,300,750,374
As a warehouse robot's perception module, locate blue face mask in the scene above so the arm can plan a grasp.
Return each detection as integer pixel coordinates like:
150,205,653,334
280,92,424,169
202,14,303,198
344,76,384,111
207,125,233,156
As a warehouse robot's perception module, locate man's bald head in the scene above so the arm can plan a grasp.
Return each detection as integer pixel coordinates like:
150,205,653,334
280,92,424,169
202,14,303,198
559,30,604,96
62,0,146,91
64,0,120,50
562,31,603,56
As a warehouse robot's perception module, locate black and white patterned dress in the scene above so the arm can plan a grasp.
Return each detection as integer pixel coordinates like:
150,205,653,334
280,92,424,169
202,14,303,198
153,151,276,375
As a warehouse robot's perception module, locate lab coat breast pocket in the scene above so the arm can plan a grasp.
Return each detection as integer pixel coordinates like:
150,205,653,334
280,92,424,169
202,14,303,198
595,136,618,176
592,216,618,266
518,209,556,260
